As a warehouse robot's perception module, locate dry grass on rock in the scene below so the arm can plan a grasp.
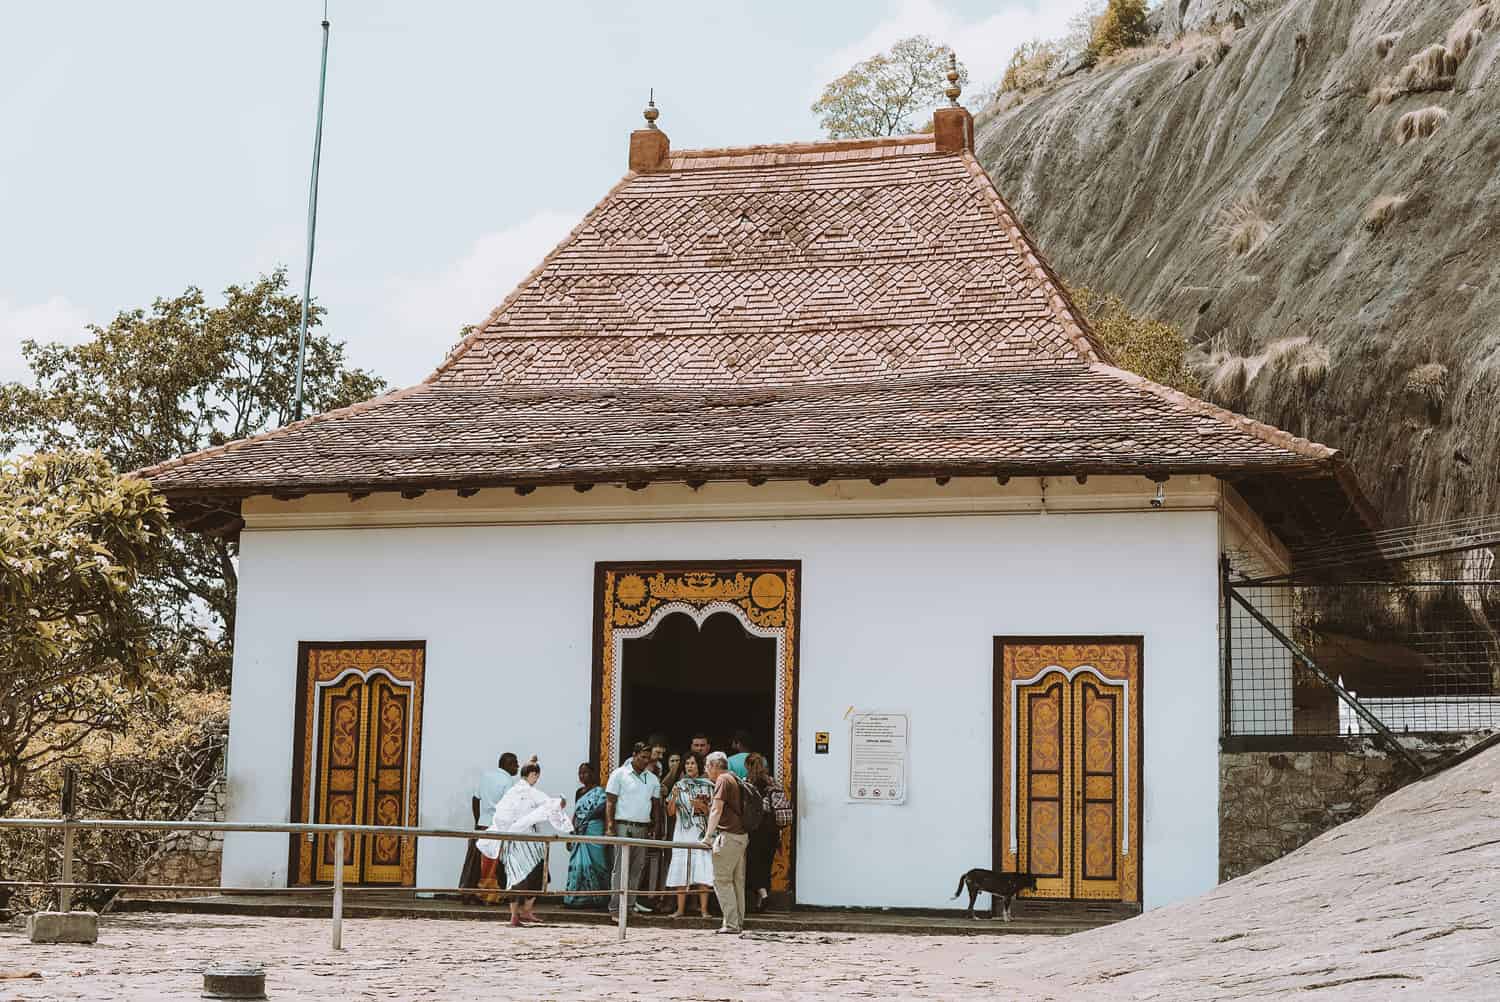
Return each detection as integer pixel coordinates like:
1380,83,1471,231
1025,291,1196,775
1262,336,1331,391
1375,31,1402,58
1447,2,1495,64
1397,43,1459,92
1213,193,1273,257
1405,361,1449,406
1199,335,1332,406
1205,353,1250,405
1397,105,1451,145
1364,193,1410,233
1261,335,1310,368
1291,343,1331,390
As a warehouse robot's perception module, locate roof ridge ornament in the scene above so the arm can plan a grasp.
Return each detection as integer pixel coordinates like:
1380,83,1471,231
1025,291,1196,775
629,90,670,170
945,52,962,107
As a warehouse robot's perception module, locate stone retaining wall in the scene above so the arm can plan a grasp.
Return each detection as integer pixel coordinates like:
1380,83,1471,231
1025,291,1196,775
133,774,226,897
1218,733,1487,881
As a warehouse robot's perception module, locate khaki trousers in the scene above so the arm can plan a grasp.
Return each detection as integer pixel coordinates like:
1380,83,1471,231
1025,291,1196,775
609,820,651,915
710,831,749,931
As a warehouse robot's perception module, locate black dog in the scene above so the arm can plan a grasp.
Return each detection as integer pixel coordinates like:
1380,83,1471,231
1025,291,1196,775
951,868,1038,921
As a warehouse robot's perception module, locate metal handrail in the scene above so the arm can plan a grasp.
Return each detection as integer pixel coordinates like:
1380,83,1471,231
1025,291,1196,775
0,816,687,847
0,815,705,946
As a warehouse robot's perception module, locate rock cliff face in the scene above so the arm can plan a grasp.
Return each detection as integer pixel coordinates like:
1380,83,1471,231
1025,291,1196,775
976,0,1500,528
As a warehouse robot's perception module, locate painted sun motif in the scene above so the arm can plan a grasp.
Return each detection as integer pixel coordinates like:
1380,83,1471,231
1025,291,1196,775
616,574,648,608
750,572,787,609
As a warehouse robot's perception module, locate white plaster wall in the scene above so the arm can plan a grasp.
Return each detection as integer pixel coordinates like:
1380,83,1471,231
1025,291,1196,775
223,508,1221,910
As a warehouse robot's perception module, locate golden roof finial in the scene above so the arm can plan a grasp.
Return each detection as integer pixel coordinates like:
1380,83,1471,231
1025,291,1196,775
643,88,660,130
945,52,962,106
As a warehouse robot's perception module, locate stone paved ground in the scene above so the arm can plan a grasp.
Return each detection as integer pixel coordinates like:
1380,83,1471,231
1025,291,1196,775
3,745,1496,1000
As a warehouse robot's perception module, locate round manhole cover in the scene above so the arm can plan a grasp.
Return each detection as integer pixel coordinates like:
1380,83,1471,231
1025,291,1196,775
202,964,266,999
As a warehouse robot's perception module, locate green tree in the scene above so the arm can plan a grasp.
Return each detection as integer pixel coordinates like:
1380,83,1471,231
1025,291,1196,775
812,36,969,139
1091,0,1151,59
0,268,386,687
1070,286,1202,395
0,452,169,814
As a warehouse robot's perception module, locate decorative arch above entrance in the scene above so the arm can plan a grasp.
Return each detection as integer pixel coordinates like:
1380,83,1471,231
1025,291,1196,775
593,562,800,895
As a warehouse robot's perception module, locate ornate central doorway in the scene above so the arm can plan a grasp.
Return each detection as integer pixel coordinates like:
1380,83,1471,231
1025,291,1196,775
994,638,1142,904
593,561,800,898
620,611,777,760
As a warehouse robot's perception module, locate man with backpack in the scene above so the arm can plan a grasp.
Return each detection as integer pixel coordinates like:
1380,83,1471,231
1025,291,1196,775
702,750,753,934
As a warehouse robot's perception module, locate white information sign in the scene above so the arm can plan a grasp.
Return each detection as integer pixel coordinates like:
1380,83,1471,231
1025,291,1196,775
848,712,909,804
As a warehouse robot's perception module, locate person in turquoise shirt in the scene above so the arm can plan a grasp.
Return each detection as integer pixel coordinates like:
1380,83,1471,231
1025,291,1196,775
727,730,752,780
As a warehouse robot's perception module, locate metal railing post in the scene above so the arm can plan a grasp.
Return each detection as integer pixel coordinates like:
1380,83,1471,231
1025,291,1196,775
59,764,77,913
60,820,74,913
617,843,630,942
1222,555,1234,739
331,829,345,951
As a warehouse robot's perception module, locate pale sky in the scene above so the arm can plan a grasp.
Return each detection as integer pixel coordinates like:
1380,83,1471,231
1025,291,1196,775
0,0,1090,388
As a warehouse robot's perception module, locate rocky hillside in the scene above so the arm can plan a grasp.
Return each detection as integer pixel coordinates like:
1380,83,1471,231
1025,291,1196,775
977,0,1500,530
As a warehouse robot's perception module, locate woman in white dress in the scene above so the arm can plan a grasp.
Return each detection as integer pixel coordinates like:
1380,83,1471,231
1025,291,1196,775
665,751,713,918
477,759,573,927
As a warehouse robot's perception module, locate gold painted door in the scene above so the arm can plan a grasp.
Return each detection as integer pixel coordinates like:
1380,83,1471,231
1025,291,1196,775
1075,675,1127,900
361,675,412,884
310,675,413,884
294,643,425,887
312,675,366,882
999,640,1139,903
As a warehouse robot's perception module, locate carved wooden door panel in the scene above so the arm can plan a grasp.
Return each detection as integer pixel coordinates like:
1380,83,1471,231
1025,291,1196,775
997,640,1141,904
1074,675,1126,900
360,675,411,885
292,643,425,887
1016,677,1071,898
312,675,366,882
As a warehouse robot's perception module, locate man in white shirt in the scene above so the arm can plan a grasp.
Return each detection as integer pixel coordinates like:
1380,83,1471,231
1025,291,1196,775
459,752,518,901
605,741,661,917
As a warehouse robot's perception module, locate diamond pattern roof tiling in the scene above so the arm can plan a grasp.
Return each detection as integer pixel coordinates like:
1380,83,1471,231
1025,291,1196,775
138,133,1375,544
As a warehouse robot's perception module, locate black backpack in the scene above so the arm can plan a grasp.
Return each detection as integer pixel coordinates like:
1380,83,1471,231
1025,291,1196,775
737,775,768,833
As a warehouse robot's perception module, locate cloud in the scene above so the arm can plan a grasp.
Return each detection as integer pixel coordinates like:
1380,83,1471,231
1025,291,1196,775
0,295,91,383
814,0,1093,96
377,210,582,385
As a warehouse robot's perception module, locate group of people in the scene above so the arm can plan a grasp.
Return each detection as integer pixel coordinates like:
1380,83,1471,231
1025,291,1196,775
458,731,791,935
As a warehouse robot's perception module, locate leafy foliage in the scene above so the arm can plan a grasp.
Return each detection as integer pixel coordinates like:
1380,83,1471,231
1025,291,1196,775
0,269,386,687
1091,0,1151,59
1000,40,1061,95
0,452,169,815
1070,286,1202,395
812,36,969,139
2,680,228,912
1062,1,1107,59
0,271,383,907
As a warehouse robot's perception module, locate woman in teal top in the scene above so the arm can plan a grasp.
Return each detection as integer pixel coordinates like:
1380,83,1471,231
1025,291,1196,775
564,769,610,908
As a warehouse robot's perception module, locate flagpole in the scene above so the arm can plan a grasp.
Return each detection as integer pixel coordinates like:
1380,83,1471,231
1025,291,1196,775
293,2,331,422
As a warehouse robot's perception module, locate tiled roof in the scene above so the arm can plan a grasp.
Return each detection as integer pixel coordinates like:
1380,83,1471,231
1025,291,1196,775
138,132,1373,542
434,146,1107,387
141,366,1335,493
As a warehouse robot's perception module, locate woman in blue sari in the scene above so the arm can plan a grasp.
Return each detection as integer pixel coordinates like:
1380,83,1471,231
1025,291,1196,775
564,764,610,908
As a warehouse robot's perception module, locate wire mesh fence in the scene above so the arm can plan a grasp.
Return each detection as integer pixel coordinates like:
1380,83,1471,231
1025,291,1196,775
1223,569,1500,738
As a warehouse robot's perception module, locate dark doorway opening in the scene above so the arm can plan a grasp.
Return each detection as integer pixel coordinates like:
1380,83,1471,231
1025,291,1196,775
618,611,776,761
